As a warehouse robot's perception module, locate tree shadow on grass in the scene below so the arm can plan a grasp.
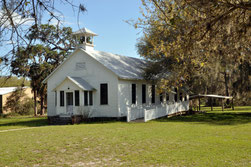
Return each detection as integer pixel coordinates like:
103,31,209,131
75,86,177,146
156,112,251,125
0,118,48,128
80,118,126,125
203,106,251,112
233,106,251,111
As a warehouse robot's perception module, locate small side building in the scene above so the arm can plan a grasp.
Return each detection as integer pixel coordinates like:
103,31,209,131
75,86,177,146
0,87,33,114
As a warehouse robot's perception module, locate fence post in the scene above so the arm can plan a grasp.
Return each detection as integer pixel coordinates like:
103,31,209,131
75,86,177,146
127,107,130,122
144,109,147,122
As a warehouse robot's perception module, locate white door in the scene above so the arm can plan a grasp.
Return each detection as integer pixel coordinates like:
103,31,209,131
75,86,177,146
66,92,73,115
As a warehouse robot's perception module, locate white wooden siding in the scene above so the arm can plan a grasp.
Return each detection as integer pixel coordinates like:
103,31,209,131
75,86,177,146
47,50,119,117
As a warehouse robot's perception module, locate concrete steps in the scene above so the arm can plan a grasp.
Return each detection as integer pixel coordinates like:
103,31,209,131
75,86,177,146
130,118,144,123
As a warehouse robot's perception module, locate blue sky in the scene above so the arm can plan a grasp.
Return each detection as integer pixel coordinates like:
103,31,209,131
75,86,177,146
1,0,143,57
0,0,143,75
55,0,143,58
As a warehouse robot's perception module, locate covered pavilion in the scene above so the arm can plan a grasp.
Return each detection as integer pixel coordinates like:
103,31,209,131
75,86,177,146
189,94,234,111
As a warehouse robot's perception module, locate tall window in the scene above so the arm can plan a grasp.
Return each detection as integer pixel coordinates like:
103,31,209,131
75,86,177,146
151,85,155,104
180,92,183,101
100,83,108,105
60,91,64,106
174,88,178,102
75,90,80,106
84,91,88,106
55,91,57,106
89,91,93,106
166,93,169,102
142,84,146,104
184,94,187,101
132,84,136,104
160,93,163,103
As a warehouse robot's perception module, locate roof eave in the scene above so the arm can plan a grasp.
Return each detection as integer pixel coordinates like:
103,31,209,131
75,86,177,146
118,76,145,81
67,76,96,91
72,32,98,36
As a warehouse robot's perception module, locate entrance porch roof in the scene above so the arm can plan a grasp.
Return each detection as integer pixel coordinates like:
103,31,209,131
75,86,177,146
53,76,95,91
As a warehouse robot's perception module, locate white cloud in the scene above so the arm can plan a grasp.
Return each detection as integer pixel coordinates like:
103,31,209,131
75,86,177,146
0,10,84,30
0,10,34,28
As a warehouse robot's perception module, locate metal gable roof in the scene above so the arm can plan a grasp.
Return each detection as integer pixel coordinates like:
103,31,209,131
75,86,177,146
0,87,29,95
43,48,148,83
85,49,147,80
0,87,17,95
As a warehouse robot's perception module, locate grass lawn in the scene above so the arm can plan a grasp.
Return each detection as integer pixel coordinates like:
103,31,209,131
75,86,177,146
0,106,250,166
0,116,48,131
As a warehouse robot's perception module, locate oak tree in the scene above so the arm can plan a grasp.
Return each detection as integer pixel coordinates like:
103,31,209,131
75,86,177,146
136,0,250,103
0,0,86,67
11,24,75,115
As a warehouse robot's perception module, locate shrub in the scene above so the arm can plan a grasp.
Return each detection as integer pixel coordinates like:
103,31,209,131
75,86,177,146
4,87,34,116
77,106,93,119
4,87,24,114
19,98,34,115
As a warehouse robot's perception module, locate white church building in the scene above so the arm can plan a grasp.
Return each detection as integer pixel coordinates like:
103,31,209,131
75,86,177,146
43,28,189,123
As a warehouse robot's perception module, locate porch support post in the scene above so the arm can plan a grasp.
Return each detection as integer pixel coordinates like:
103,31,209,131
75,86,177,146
198,96,201,111
211,97,213,111
232,98,234,110
164,92,166,104
222,98,224,111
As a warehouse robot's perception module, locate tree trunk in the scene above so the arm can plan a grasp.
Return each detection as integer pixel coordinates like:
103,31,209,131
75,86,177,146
40,95,45,115
199,96,201,111
34,90,37,116
224,72,230,105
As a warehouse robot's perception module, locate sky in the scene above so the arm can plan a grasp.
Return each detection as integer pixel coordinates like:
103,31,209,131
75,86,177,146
0,0,144,75
54,0,143,58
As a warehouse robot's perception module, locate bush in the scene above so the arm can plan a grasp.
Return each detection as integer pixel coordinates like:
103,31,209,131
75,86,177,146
4,87,34,116
76,106,93,119
0,113,8,118
4,87,24,114
19,98,34,115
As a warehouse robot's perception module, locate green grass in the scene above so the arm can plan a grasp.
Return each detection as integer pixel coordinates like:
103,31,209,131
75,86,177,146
0,116,48,131
0,106,250,166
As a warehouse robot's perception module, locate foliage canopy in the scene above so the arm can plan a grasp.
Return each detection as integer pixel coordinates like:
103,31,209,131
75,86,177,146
10,24,75,115
136,0,250,102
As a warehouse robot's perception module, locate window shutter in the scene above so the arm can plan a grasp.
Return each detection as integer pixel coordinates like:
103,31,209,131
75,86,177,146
142,84,146,104
60,91,64,106
100,84,108,105
132,84,136,104
84,91,88,106
89,91,93,106
75,90,80,106
174,88,178,102
151,85,155,104
160,93,163,103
